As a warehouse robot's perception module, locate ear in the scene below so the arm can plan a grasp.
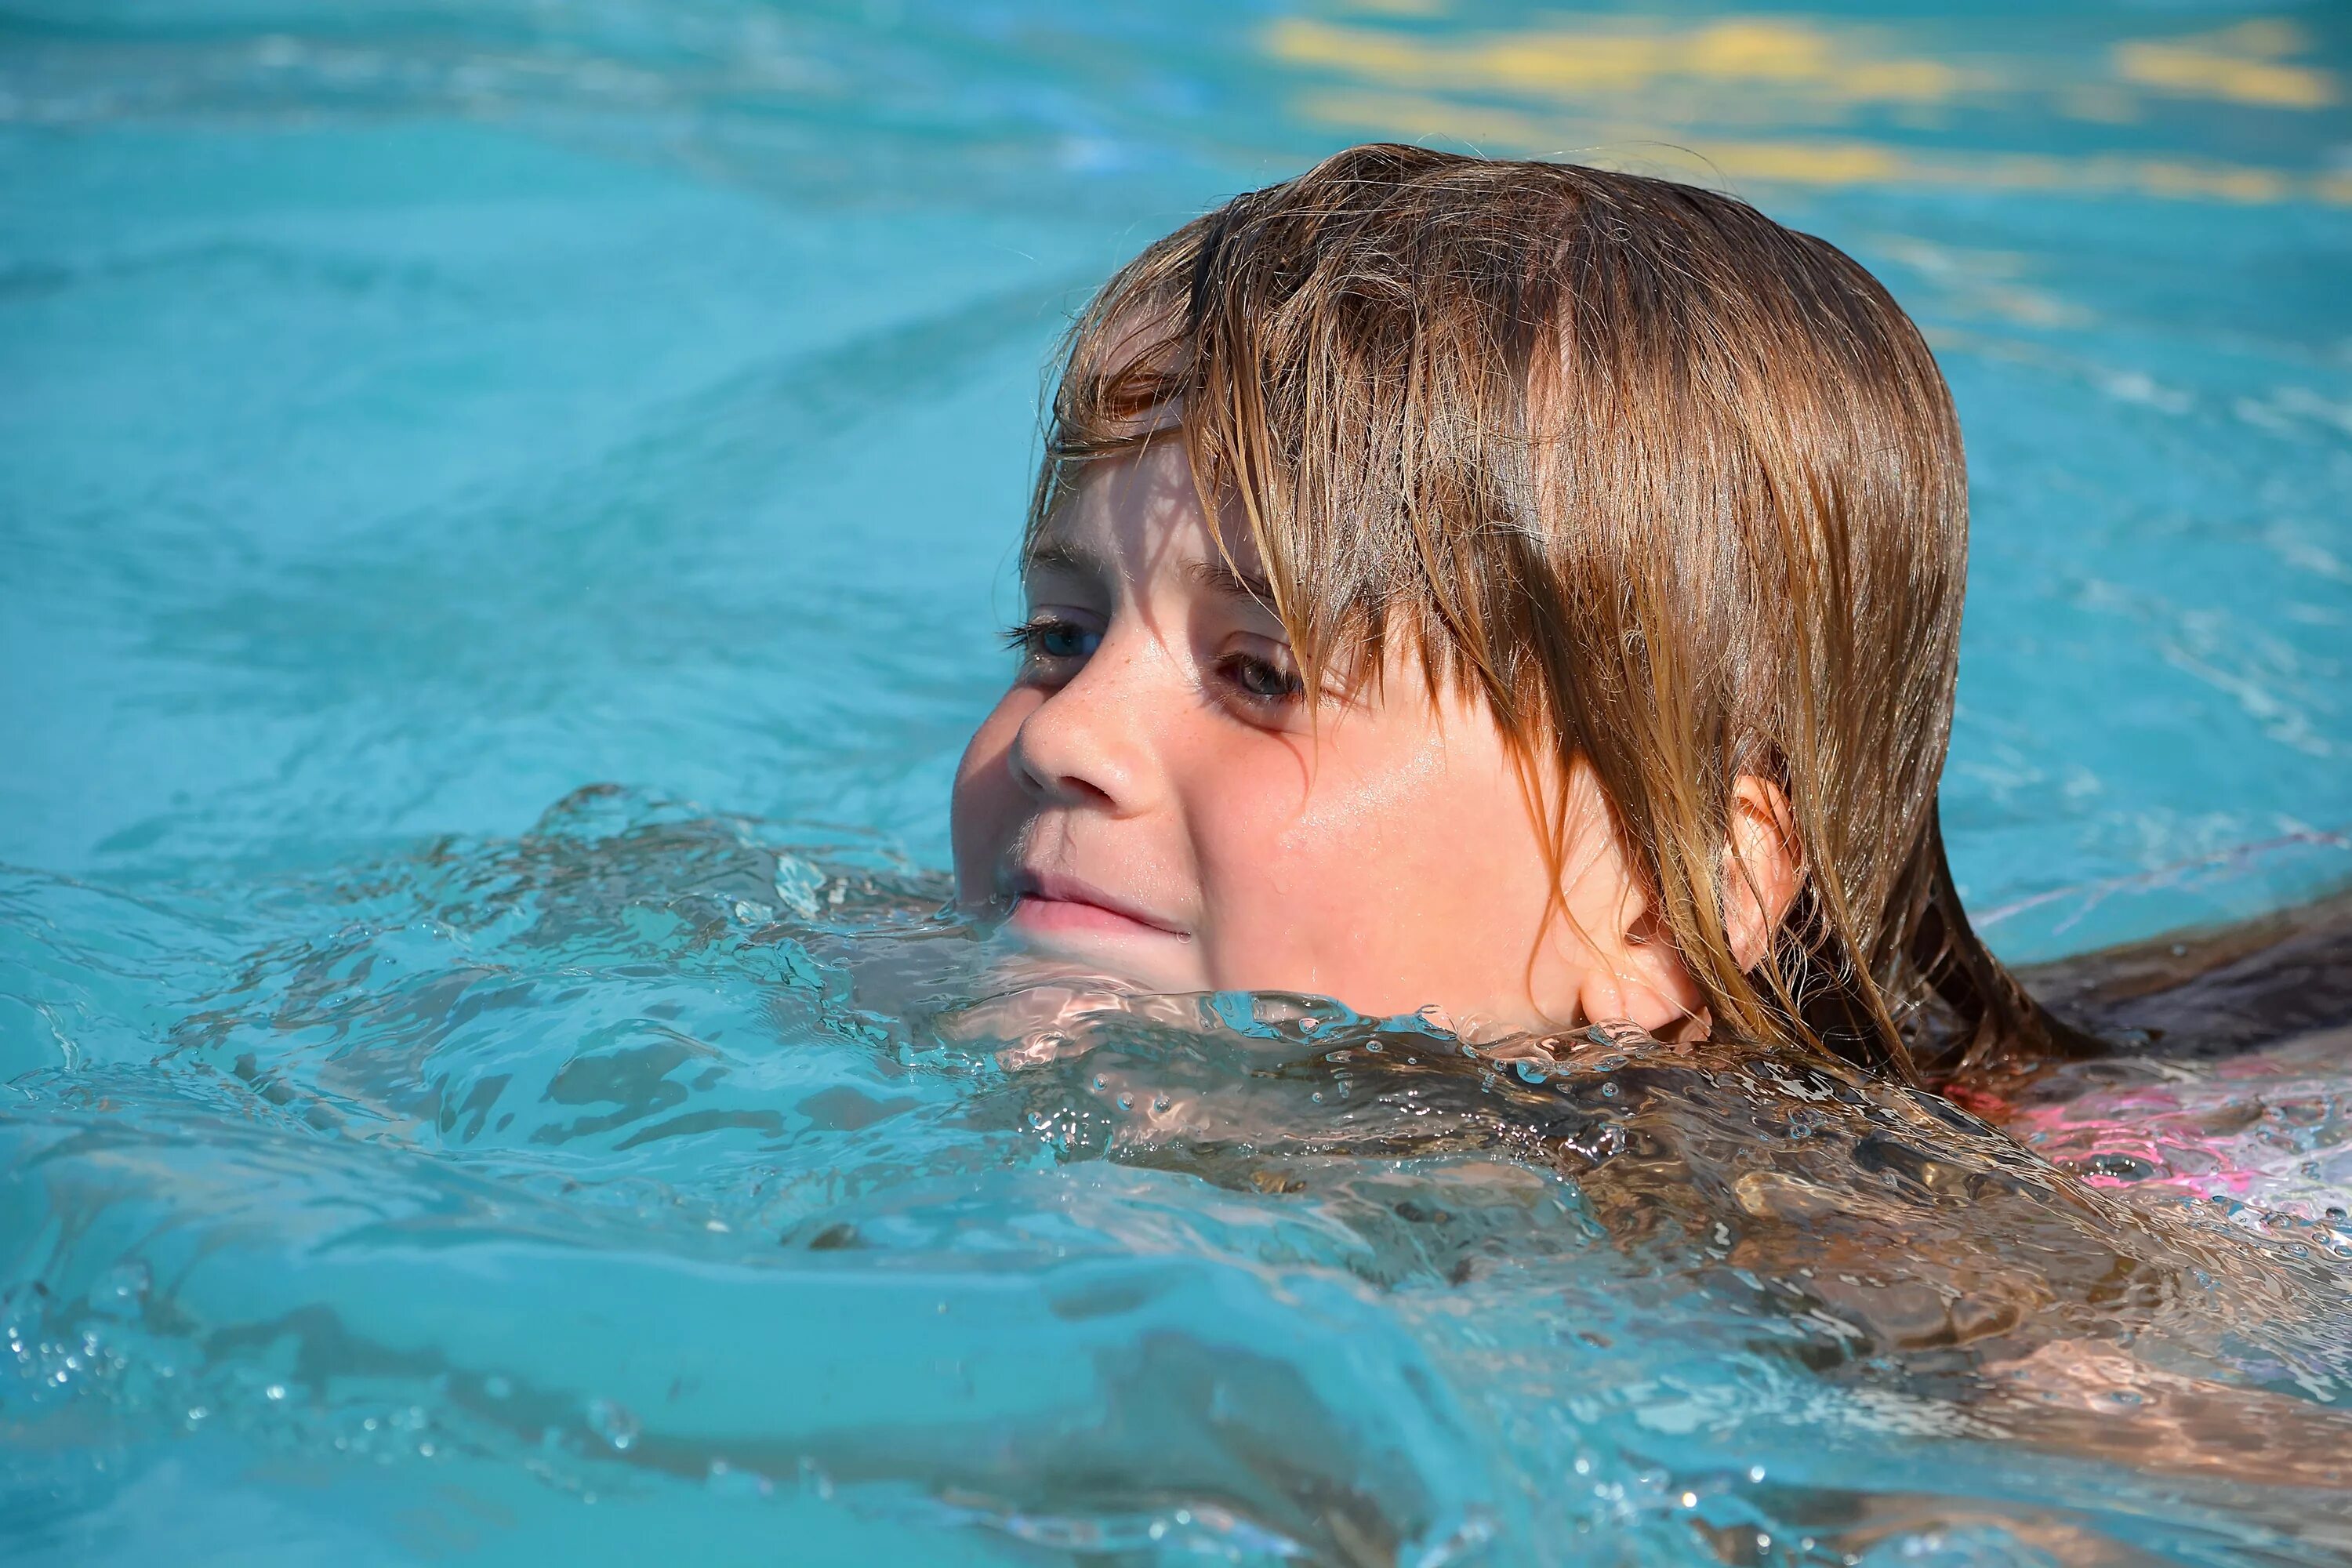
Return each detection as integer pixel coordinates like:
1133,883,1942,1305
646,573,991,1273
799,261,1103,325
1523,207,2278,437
1722,775,1803,972
1549,755,1711,1038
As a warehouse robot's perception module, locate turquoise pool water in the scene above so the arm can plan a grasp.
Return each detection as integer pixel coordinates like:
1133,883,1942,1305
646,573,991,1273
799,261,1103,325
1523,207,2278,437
5,2,2352,1563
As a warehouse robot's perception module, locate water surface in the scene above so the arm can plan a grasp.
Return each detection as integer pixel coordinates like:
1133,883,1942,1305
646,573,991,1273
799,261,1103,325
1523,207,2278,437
5,2,2352,1563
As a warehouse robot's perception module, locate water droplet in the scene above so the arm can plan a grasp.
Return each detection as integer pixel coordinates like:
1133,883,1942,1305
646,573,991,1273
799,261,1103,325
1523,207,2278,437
1152,1094,1171,1112
265,1384,286,1402
587,1398,641,1452
1311,1091,1324,1103
1680,1491,1698,1508
1116,1092,1133,1110
1364,1040,1382,1053
1748,1465,1766,1483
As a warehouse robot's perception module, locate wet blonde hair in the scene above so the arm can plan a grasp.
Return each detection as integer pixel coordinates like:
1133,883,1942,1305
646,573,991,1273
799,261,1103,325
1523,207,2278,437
1033,143,2081,1082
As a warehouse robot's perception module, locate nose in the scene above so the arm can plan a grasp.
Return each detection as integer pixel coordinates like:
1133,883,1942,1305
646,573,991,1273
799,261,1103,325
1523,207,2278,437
1007,630,1160,815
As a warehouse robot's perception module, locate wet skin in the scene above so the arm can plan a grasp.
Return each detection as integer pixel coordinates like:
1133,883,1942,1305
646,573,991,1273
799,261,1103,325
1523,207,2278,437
949,440,1735,1036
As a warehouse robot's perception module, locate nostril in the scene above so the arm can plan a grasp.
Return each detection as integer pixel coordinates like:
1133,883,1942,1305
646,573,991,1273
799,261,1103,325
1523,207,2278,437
1014,748,1115,809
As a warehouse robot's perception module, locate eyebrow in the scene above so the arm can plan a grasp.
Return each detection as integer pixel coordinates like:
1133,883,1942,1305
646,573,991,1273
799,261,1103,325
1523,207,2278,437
1181,557,1277,607
1021,533,1112,583
1021,534,1279,610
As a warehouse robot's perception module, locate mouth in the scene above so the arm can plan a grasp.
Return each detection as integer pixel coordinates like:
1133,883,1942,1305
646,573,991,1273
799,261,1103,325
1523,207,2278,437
1004,868,1189,946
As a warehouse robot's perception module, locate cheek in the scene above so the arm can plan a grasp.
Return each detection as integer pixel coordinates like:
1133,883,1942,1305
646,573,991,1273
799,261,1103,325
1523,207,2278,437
1178,729,1457,985
949,689,1039,903
1179,722,1561,1012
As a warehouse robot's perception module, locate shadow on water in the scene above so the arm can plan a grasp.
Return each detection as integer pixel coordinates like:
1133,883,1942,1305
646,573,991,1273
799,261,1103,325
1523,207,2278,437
5,787,2352,1565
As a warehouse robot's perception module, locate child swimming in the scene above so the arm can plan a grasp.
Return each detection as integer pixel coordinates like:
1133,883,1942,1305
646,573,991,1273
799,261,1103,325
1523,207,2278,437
936,151,2352,1503
952,143,2081,1084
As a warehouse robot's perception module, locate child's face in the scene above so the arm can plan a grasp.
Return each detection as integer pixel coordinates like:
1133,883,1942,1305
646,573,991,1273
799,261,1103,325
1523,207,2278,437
950,441,1705,1036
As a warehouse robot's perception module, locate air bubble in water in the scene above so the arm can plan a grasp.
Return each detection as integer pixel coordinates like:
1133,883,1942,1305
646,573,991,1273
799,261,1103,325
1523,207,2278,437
588,1397,641,1452
707,1457,768,1497
89,1261,150,1319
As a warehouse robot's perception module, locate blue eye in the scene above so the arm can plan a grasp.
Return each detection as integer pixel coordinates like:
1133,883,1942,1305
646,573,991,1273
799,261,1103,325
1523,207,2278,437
1004,617,1100,662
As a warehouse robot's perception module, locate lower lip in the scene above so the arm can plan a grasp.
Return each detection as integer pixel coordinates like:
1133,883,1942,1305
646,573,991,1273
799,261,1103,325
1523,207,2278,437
1007,895,1181,943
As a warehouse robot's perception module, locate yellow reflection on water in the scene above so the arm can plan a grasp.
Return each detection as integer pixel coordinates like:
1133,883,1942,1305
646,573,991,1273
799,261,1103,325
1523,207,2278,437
1268,16,1969,107
1267,11,2347,205
2116,21,2338,110
1290,88,2347,206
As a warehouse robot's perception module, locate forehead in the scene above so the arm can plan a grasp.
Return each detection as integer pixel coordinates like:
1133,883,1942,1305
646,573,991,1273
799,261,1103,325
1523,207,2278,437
1024,440,1269,590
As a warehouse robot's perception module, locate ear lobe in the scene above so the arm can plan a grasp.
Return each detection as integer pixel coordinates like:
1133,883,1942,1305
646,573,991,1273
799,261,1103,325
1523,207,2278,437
1722,775,1804,972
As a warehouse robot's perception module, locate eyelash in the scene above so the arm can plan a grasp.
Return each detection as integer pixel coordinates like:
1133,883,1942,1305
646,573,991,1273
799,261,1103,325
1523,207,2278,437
1001,616,1094,661
1002,619,1305,708
1218,651,1305,705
